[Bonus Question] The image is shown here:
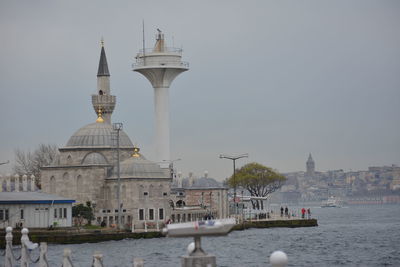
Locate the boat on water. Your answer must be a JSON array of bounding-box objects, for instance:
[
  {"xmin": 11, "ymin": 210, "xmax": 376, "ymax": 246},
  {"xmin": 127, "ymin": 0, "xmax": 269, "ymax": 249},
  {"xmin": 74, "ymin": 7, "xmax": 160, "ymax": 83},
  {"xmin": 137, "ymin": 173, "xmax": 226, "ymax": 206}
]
[
  {"xmin": 321, "ymin": 196, "xmax": 341, "ymax": 208},
  {"xmin": 163, "ymin": 218, "xmax": 236, "ymax": 237}
]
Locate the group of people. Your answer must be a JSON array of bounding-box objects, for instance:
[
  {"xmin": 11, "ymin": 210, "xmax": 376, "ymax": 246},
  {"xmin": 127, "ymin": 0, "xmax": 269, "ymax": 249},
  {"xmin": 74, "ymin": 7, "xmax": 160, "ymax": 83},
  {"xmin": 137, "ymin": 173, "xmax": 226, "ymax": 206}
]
[
  {"xmin": 280, "ymin": 206, "xmax": 290, "ymax": 218},
  {"xmin": 301, "ymin": 208, "xmax": 312, "ymax": 219},
  {"xmin": 279, "ymin": 206, "xmax": 312, "ymax": 219}
]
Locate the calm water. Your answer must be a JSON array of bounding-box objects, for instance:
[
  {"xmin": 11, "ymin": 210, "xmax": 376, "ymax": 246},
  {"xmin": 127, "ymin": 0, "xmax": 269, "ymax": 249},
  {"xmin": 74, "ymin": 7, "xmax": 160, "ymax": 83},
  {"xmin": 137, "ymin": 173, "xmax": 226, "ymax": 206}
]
[{"xmin": 5, "ymin": 205, "xmax": 400, "ymax": 266}]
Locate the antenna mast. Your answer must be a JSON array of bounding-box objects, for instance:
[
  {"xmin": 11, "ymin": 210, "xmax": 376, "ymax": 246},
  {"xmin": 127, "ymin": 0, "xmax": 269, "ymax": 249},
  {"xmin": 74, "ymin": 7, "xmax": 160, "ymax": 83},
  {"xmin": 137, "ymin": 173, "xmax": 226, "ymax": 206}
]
[{"xmin": 142, "ymin": 20, "xmax": 146, "ymax": 65}]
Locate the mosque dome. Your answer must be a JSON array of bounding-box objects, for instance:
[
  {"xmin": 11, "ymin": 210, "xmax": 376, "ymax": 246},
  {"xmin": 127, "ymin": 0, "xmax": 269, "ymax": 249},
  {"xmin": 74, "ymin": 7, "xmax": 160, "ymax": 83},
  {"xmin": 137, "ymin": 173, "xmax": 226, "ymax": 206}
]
[
  {"xmin": 65, "ymin": 123, "xmax": 133, "ymax": 148},
  {"xmin": 112, "ymin": 155, "xmax": 169, "ymax": 179},
  {"xmin": 82, "ymin": 152, "xmax": 108, "ymax": 165}
]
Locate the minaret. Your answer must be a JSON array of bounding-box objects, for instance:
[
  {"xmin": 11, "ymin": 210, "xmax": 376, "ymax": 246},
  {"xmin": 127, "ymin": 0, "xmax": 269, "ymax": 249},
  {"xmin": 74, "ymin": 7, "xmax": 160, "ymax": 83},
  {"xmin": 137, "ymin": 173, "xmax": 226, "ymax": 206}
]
[
  {"xmin": 92, "ymin": 39, "xmax": 116, "ymax": 124},
  {"xmin": 306, "ymin": 153, "xmax": 315, "ymax": 177},
  {"xmin": 133, "ymin": 30, "xmax": 188, "ymax": 166}
]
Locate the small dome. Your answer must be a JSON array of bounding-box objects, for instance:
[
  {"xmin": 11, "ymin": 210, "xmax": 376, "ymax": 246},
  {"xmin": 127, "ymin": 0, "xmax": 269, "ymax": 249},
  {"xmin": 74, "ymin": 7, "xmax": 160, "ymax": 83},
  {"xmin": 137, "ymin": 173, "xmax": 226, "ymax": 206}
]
[
  {"xmin": 66, "ymin": 123, "xmax": 133, "ymax": 148},
  {"xmin": 112, "ymin": 155, "xmax": 169, "ymax": 179},
  {"xmin": 82, "ymin": 152, "xmax": 108, "ymax": 165}
]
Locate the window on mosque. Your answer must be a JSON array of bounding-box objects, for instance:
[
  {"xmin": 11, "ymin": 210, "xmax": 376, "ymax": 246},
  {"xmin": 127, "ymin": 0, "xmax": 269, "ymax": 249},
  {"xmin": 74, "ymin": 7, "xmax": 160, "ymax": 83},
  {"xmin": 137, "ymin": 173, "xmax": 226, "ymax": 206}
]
[
  {"xmin": 20, "ymin": 209, "xmax": 24, "ymax": 220},
  {"xmin": 144, "ymin": 192, "xmax": 148, "ymax": 196},
  {"xmin": 0, "ymin": 209, "xmax": 9, "ymax": 220},
  {"xmin": 54, "ymin": 208, "xmax": 57, "ymax": 218},
  {"xmin": 149, "ymin": 209, "xmax": 154, "ymax": 220},
  {"xmin": 139, "ymin": 209, "xmax": 144, "ymax": 220},
  {"xmin": 163, "ymin": 192, "xmax": 168, "ymax": 196},
  {"xmin": 159, "ymin": 208, "xmax": 164, "ymax": 220}
]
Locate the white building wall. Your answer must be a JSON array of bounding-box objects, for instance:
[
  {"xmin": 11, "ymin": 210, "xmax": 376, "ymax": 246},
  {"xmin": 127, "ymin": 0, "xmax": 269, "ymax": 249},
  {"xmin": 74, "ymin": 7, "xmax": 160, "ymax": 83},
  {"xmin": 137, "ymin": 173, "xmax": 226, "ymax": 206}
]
[{"xmin": 0, "ymin": 203, "xmax": 72, "ymax": 229}]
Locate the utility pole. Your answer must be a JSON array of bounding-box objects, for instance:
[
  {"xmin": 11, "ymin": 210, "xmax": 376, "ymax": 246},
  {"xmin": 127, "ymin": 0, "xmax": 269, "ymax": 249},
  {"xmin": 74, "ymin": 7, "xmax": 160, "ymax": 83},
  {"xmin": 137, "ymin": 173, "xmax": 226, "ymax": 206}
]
[
  {"xmin": 113, "ymin": 122, "xmax": 123, "ymax": 230},
  {"xmin": 219, "ymin": 153, "xmax": 248, "ymax": 215}
]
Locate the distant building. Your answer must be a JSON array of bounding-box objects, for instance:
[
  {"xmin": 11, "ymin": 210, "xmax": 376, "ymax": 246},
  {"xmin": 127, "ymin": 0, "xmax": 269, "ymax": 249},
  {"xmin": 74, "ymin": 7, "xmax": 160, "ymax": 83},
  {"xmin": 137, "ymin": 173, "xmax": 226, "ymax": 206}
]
[
  {"xmin": 170, "ymin": 172, "xmax": 229, "ymax": 222},
  {"xmin": 306, "ymin": 153, "xmax": 315, "ymax": 177}
]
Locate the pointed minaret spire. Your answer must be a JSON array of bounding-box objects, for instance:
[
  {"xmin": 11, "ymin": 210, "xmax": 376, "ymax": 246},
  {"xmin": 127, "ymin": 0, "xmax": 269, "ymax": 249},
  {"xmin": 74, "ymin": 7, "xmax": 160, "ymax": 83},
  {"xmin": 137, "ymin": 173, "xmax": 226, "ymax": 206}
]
[
  {"xmin": 97, "ymin": 39, "xmax": 110, "ymax": 77},
  {"xmin": 92, "ymin": 39, "xmax": 116, "ymax": 124}
]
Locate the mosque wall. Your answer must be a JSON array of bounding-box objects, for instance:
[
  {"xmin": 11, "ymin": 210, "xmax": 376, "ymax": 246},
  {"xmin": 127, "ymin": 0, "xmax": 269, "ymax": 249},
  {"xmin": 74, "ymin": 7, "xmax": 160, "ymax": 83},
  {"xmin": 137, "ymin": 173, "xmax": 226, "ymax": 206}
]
[
  {"xmin": 41, "ymin": 166, "xmax": 108, "ymax": 205},
  {"xmin": 99, "ymin": 178, "xmax": 172, "ymax": 229}
]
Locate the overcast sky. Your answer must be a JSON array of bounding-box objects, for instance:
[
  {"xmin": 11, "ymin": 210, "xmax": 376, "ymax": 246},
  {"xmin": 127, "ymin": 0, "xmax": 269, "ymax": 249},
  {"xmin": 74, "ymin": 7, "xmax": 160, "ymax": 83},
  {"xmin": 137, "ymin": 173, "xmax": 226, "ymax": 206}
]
[{"xmin": 0, "ymin": 0, "xmax": 399, "ymax": 180}]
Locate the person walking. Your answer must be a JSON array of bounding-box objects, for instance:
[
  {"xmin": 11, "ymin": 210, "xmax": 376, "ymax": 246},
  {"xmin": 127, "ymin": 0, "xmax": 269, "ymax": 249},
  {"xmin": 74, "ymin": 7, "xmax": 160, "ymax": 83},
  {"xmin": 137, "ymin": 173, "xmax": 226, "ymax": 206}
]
[
  {"xmin": 280, "ymin": 206, "xmax": 284, "ymax": 217},
  {"xmin": 307, "ymin": 208, "xmax": 311, "ymax": 219},
  {"xmin": 284, "ymin": 206, "xmax": 289, "ymax": 217},
  {"xmin": 301, "ymin": 208, "xmax": 306, "ymax": 219}
]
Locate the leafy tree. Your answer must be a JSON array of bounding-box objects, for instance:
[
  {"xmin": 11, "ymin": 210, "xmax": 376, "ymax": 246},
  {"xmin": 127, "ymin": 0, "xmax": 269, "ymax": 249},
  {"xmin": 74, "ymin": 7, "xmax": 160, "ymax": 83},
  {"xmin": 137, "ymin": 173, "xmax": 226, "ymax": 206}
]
[
  {"xmin": 227, "ymin": 162, "xmax": 286, "ymax": 210},
  {"xmin": 13, "ymin": 144, "xmax": 59, "ymax": 188},
  {"xmin": 72, "ymin": 201, "xmax": 95, "ymax": 226}
]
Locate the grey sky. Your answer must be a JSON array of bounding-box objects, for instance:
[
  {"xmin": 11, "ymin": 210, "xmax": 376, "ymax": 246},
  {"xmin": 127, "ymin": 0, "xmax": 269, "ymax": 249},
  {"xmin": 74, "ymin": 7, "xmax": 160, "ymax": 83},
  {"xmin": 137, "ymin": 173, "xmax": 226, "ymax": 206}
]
[{"xmin": 0, "ymin": 0, "xmax": 399, "ymax": 180}]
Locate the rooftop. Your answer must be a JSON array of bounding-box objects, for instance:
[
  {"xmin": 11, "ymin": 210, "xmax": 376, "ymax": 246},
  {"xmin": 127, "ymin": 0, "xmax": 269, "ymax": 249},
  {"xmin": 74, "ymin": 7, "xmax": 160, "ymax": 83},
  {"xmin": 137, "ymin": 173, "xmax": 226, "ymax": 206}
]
[{"xmin": 0, "ymin": 192, "xmax": 75, "ymax": 204}]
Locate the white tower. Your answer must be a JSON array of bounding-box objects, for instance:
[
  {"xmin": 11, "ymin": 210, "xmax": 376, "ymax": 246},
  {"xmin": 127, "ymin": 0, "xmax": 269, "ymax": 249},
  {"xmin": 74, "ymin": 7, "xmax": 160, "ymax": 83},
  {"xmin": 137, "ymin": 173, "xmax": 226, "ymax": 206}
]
[{"xmin": 133, "ymin": 30, "xmax": 188, "ymax": 167}]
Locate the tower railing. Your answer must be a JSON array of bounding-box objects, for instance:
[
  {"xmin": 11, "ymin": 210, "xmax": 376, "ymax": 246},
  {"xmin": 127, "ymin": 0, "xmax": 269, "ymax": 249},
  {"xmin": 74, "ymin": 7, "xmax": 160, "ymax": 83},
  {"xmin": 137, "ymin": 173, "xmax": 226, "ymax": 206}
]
[
  {"xmin": 138, "ymin": 47, "xmax": 183, "ymax": 54},
  {"xmin": 132, "ymin": 61, "xmax": 189, "ymax": 69}
]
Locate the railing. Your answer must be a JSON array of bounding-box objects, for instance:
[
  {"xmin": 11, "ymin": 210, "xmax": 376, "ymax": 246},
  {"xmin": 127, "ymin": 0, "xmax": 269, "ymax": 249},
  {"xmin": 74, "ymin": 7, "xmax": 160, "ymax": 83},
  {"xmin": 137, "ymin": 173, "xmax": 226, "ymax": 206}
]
[
  {"xmin": 2, "ymin": 225, "xmax": 288, "ymax": 267},
  {"xmin": 132, "ymin": 60, "xmax": 189, "ymax": 69},
  {"xmin": 138, "ymin": 47, "xmax": 183, "ymax": 54}
]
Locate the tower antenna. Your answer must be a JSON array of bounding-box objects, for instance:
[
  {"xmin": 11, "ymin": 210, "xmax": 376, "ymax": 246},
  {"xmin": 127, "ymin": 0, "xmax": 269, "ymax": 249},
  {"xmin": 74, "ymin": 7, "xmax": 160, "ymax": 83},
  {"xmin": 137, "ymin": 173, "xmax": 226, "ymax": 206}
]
[{"xmin": 142, "ymin": 20, "xmax": 146, "ymax": 64}]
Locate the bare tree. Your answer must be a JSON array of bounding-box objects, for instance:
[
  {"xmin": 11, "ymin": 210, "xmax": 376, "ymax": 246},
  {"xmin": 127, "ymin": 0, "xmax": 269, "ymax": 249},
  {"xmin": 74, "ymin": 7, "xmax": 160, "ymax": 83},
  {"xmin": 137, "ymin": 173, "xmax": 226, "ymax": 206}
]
[{"xmin": 13, "ymin": 144, "xmax": 59, "ymax": 188}]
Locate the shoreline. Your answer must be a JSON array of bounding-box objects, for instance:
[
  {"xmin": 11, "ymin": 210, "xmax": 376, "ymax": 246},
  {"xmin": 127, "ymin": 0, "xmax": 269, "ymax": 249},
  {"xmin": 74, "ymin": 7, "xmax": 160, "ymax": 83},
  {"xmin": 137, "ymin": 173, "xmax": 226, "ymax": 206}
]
[{"xmin": 0, "ymin": 219, "xmax": 318, "ymax": 248}]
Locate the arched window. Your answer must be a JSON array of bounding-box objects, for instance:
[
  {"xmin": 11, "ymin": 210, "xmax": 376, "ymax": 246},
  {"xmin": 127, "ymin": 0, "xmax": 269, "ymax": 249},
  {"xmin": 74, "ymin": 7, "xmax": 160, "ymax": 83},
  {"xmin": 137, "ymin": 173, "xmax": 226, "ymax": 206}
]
[
  {"xmin": 176, "ymin": 200, "xmax": 185, "ymax": 207},
  {"xmin": 67, "ymin": 155, "xmax": 72, "ymax": 165},
  {"xmin": 50, "ymin": 176, "xmax": 56, "ymax": 194},
  {"xmin": 99, "ymin": 90, "xmax": 103, "ymax": 95},
  {"xmin": 76, "ymin": 175, "xmax": 83, "ymax": 193}
]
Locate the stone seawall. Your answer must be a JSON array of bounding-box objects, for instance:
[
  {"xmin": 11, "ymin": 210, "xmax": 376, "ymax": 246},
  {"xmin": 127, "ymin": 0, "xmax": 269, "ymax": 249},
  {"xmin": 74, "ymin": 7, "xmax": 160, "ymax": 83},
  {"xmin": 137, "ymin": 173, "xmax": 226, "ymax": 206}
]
[
  {"xmin": 0, "ymin": 219, "xmax": 317, "ymax": 248},
  {"xmin": 232, "ymin": 219, "xmax": 318, "ymax": 231}
]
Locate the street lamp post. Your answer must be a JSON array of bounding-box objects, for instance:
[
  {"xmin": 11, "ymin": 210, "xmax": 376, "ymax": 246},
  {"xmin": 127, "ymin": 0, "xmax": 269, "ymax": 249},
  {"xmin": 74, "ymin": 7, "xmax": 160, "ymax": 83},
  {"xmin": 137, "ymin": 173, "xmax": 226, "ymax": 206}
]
[
  {"xmin": 219, "ymin": 153, "xmax": 248, "ymax": 215},
  {"xmin": 209, "ymin": 192, "xmax": 212, "ymax": 217},
  {"xmin": 113, "ymin": 122, "xmax": 123, "ymax": 230}
]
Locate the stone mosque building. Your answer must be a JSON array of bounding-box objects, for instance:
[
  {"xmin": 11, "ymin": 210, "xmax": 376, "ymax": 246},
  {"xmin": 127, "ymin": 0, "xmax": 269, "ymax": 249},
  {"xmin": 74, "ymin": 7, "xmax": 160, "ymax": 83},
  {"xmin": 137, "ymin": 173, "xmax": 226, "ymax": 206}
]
[{"xmin": 40, "ymin": 42, "xmax": 172, "ymax": 229}]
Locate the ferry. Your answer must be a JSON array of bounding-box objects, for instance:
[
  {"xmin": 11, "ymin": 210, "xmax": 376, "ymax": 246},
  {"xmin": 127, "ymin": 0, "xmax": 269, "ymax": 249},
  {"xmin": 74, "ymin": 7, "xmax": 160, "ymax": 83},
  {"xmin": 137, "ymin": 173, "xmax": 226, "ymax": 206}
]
[{"xmin": 321, "ymin": 197, "xmax": 341, "ymax": 208}]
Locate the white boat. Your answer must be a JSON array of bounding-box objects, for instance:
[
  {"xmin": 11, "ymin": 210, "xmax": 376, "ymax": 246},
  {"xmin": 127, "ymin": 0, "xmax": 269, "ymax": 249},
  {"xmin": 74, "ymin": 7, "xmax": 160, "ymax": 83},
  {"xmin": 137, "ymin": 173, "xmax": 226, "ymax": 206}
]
[
  {"xmin": 321, "ymin": 197, "xmax": 341, "ymax": 208},
  {"xmin": 163, "ymin": 218, "xmax": 236, "ymax": 237}
]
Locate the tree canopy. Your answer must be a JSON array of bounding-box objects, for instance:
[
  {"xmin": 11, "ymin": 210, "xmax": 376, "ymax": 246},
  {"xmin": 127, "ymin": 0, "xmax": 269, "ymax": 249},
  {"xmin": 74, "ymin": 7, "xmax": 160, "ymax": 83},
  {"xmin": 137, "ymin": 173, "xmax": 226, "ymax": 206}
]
[
  {"xmin": 13, "ymin": 144, "xmax": 59, "ymax": 187},
  {"xmin": 72, "ymin": 202, "xmax": 95, "ymax": 225},
  {"xmin": 227, "ymin": 162, "xmax": 286, "ymax": 209}
]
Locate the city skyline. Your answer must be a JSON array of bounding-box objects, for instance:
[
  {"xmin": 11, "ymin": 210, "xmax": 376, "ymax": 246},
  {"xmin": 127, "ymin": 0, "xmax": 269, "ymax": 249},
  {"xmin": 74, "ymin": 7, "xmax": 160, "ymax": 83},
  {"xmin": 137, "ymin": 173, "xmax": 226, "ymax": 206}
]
[{"xmin": 0, "ymin": 1, "xmax": 399, "ymax": 180}]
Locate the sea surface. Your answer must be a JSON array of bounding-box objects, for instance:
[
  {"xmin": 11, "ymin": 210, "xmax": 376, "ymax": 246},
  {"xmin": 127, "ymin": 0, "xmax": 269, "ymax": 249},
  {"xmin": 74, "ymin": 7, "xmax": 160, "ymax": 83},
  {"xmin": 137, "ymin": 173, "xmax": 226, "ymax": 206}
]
[{"xmin": 5, "ymin": 205, "xmax": 400, "ymax": 266}]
